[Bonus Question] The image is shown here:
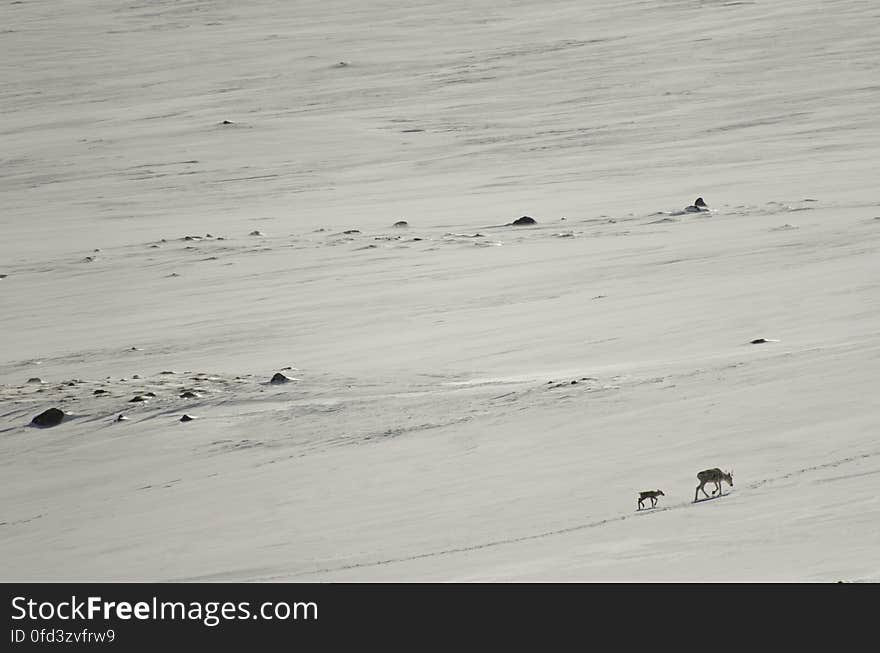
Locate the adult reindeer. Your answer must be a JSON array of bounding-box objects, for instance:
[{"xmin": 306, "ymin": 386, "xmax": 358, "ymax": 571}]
[{"xmin": 694, "ymin": 468, "xmax": 733, "ymax": 502}]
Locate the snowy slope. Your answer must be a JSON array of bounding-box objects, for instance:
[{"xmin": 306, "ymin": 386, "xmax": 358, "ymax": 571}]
[{"xmin": 1, "ymin": 0, "xmax": 879, "ymax": 581}]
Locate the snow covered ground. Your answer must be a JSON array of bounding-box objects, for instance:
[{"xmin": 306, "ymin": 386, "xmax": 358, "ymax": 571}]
[{"xmin": 2, "ymin": 0, "xmax": 879, "ymax": 581}]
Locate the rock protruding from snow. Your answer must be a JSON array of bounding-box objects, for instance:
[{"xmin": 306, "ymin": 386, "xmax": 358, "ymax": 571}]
[
  {"xmin": 31, "ymin": 408, "xmax": 66, "ymax": 428},
  {"xmin": 270, "ymin": 372, "xmax": 291, "ymax": 384},
  {"xmin": 393, "ymin": 221, "xmax": 408, "ymax": 228},
  {"xmin": 684, "ymin": 197, "xmax": 709, "ymax": 213},
  {"xmin": 511, "ymin": 216, "xmax": 537, "ymax": 225}
]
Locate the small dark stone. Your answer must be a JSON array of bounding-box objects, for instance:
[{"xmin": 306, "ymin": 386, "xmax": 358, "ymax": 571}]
[
  {"xmin": 180, "ymin": 391, "xmax": 199, "ymax": 399},
  {"xmin": 27, "ymin": 377, "xmax": 43, "ymax": 384},
  {"xmin": 31, "ymin": 408, "xmax": 65, "ymax": 428},
  {"xmin": 343, "ymin": 229, "xmax": 360, "ymax": 235},
  {"xmin": 220, "ymin": 120, "xmax": 234, "ymax": 125},
  {"xmin": 751, "ymin": 338, "xmax": 769, "ymax": 344},
  {"xmin": 115, "ymin": 414, "xmax": 128, "ymax": 422},
  {"xmin": 94, "ymin": 389, "xmax": 108, "ymax": 395},
  {"xmin": 393, "ymin": 221, "xmax": 408, "ymax": 228},
  {"xmin": 249, "ymin": 230, "xmax": 264, "ymax": 236},
  {"xmin": 270, "ymin": 372, "xmax": 291, "ymax": 384},
  {"xmin": 129, "ymin": 395, "xmax": 147, "ymax": 403},
  {"xmin": 144, "ymin": 391, "xmax": 156, "ymax": 397},
  {"xmin": 571, "ymin": 380, "xmax": 578, "ymax": 385},
  {"xmin": 511, "ymin": 216, "xmax": 537, "ymax": 226},
  {"xmin": 180, "ymin": 414, "xmax": 196, "ymax": 422}
]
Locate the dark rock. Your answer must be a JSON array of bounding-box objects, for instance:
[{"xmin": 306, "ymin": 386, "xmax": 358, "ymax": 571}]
[
  {"xmin": 393, "ymin": 221, "xmax": 408, "ymax": 228},
  {"xmin": 93, "ymin": 389, "xmax": 108, "ymax": 395},
  {"xmin": 343, "ymin": 229, "xmax": 360, "ymax": 234},
  {"xmin": 129, "ymin": 395, "xmax": 147, "ymax": 403},
  {"xmin": 751, "ymin": 338, "xmax": 769, "ymax": 344},
  {"xmin": 31, "ymin": 408, "xmax": 66, "ymax": 428},
  {"xmin": 685, "ymin": 197, "xmax": 709, "ymax": 213},
  {"xmin": 511, "ymin": 216, "xmax": 537, "ymax": 226},
  {"xmin": 220, "ymin": 120, "xmax": 234, "ymax": 125},
  {"xmin": 115, "ymin": 414, "xmax": 128, "ymax": 422},
  {"xmin": 179, "ymin": 391, "xmax": 199, "ymax": 399},
  {"xmin": 144, "ymin": 392, "xmax": 157, "ymax": 397},
  {"xmin": 180, "ymin": 414, "xmax": 197, "ymax": 422},
  {"xmin": 249, "ymin": 230, "xmax": 264, "ymax": 236},
  {"xmin": 27, "ymin": 377, "xmax": 43, "ymax": 384},
  {"xmin": 270, "ymin": 372, "xmax": 291, "ymax": 385}
]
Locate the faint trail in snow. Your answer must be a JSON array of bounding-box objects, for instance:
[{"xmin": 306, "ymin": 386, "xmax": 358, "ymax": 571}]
[
  {"xmin": 272, "ymin": 447, "xmax": 880, "ymax": 580},
  {"xmin": 744, "ymin": 449, "xmax": 880, "ymax": 491}
]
